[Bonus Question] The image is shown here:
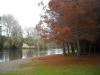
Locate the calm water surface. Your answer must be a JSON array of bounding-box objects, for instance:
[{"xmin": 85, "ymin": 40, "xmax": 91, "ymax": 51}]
[{"xmin": 0, "ymin": 49, "xmax": 63, "ymax": 62}]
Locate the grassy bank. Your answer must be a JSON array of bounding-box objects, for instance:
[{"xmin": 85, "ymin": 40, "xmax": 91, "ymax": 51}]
[
  {"xmin": 1, "ymin": 65, "xmax": 100, "ymax": 75},
  {"xmin": 1, "ymin": 55, "xmax": 100, "ymax": 75}
]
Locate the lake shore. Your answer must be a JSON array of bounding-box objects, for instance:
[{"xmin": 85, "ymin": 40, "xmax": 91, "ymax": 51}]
[{"xmin": 0, "ymin": 57, "xmax": 33, "ymax": 72}]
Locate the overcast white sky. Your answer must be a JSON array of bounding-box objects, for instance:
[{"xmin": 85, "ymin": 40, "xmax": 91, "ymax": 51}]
[{"xmin": 0, "ymin": 0, "xmax": 49, "ymax": 29}]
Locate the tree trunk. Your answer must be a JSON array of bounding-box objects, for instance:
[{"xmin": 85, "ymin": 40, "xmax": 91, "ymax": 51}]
[
  {"xmin": 71, "ymin": 42, "xmax": 75, "ymax": 55},
  {"xmin": 66, "ymin": 42, "xmax": 70, "ymax": 54},
  {"xmin": 99, "ymin": 41, "xmax": 100, "ymax": 54},
  {"xmin": 93, "ymin": 44, "xmax": 96, "ymax": 56},
  {"xmin": 73, "ymin": 42, "xmax": 76, "ymax": 55},
  {"xmin": 62, "ymin": 43, "xmax": 66, "ymax": 55},
  {"xmin": 88, "ymin": 44, "xmax": 91, "ymax": 56},
  {"xmin": 76, "ymin": 40, "xmax": 80, "ymax": 60}
]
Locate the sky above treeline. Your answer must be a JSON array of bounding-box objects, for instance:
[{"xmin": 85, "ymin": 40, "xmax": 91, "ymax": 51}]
[{"xmin": 0, "ymin": 0, "xmax": 49, "ymax": 29}]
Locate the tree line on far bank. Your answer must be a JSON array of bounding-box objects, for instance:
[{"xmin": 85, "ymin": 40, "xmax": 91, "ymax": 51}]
[{"xmin": 0, "ymin": 14, "xmax": 47, "ymax": 49}]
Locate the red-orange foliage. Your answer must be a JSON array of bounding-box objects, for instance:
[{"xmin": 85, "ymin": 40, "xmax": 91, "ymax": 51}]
[
  {"xmin": 49, "ymin": 23, "xmax": 72, "ymax": 43},
  {"xmin": 37, "ymin": 0, "xmax": 100, "ymax": 43},
  {"xmin": 48, "ymin": 0, "xmax": 100, "ymax": 42},
  {"xmin": 36, "ymin": 21, "xmax": 72, "ymax": 44}
]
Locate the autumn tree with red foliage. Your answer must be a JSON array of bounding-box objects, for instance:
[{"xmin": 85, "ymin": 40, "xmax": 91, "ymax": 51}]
[
  {"xmin": 36, "ymin": 20, "xmax": 72, "ymax": 54},
  {"xmin": 37, "ymin": 0, "xmax": 100, "ymax": 55},
  {"xmin": 49, "ymin": 0, "xmax": 100, "ymax": 40}
]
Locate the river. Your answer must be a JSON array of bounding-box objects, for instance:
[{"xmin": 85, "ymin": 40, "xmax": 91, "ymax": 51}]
[{"xmin": 0, "ymin": 49, "xmax": 63, "ymax": 62}]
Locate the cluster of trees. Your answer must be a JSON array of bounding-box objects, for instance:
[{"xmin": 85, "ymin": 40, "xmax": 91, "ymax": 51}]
[
  {"xmin": 0, "ymin": 14, "xmax": 47, "ymax": 49},
  {"xmin": 23, "ymin": 27, "xmax": 37, "ymax": 46},
  {"xmin": 36, "ymin": 0, "xmax": 100, "ymax": 56},
  {"xmin": 0, "ymin": 14, "xmax": 23, "ymax": 49},
  {"xmin": 22, "ymin": 27, "xmax": 47, "ymax": 49}
]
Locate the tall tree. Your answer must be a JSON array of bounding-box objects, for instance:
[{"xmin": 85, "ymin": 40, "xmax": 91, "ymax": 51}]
[
  {"xmin": 37, "ymin": 0, "xmax": 100, "ymax": 55},
  {"xmin": 1, "ymin": 15, "xmax": 15, "ymax": 37},
  {"xmin": 48, "ymin": 0, "xmax": 100, "ymax": 40},
  {"xmin": 1, "ymin": 14, "xmax": 23, "ymax": 48}
]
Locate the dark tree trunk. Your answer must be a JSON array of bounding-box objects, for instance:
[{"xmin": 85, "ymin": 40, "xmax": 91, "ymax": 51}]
[
  {"xmin": 62, "ymin": 43, "xmax": 66, "ymax": 55},
  {"xmin": 66, "ymin": 42, "xmax": 70, "ymax": 54},
  {"xmin": 76, "ymin": 40, "xmax": 80, "ymax": 60},
  {"xmin": 99, "ymin": 41, "xmax": 100, "ymax": 54},
  {"xmin": 88, "ymin": 44, "xmax": 91, "ymax": 56},
  {"xmin": 70, "ymin": 43, "xmax": 75, "ymax": 55},
  {"xmin": 93, "ymin": 44, "xmax": 96, "ymax": 56},
  {"xmin": 73, "ymin": 42, "xmax": 75, "ymax": 55}
]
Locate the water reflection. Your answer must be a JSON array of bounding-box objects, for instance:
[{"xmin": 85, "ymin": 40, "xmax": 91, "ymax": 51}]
[
  {"xmin": 0, "ymin": 48, "xmax": 63, "ymax": 62},
  {"xmin": 0, "ymin": 50, "xmax": 9, "ymax": 62},
  {"xmin": 47, "ymin": 49, "xmax": 63, "ymax": 55},
  {"xmin": 9, "ymin": 49, "xmax": 22, "ymax": 60}
]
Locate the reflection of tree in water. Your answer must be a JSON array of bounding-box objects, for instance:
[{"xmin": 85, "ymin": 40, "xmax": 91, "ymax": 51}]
[
  {"xmin": 22, "ymin": 49, "xmax": 34, "ymax": 58},
  {"xmin": 39, "ymin": 49, "xmax": 47, "ymax": 56},
  {"xmin": 22, "ymin": 49, "xmax": 47, "ymax": 58},
  {"xmin": 26, "ymin": 50, "xmax": 34, "ymax": 57},
  {"xmin": 0, "ymin": 50, "xmax": 9, "ymax": 62},
  {"xmin": 35, "ymin": 49, "xmax": 47, "ymax": 57},
  {"xmin": 0, "ymin": 50, "xmax": 3, "ymax": 59},
  {"xmin": 0, "ymin": 49, "xmax": 64, "ymax": 62},
  {"xmin": 9, "ymin": 49, "xmax": 22, "ymax": 60}
]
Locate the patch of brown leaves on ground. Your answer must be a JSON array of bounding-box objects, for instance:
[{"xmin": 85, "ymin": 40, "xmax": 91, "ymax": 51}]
[{"xmin": 35, "ymin": 54, "xmax": 100, "ymax": 66}]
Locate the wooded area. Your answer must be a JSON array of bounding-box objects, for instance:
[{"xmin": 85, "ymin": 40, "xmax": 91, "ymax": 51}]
[{"xmin": 36, "ymin": 0, "xmax": 100, "ymax": 57}]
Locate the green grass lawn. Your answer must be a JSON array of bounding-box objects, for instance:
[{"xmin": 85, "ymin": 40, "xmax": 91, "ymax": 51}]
[
  {"xmin": 1, "ymin": 61, "xmax": 100, "ymax": 75},
  {"xmin": 34, "ymin": 65, "xmax": 100, "ymax": 75}
]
